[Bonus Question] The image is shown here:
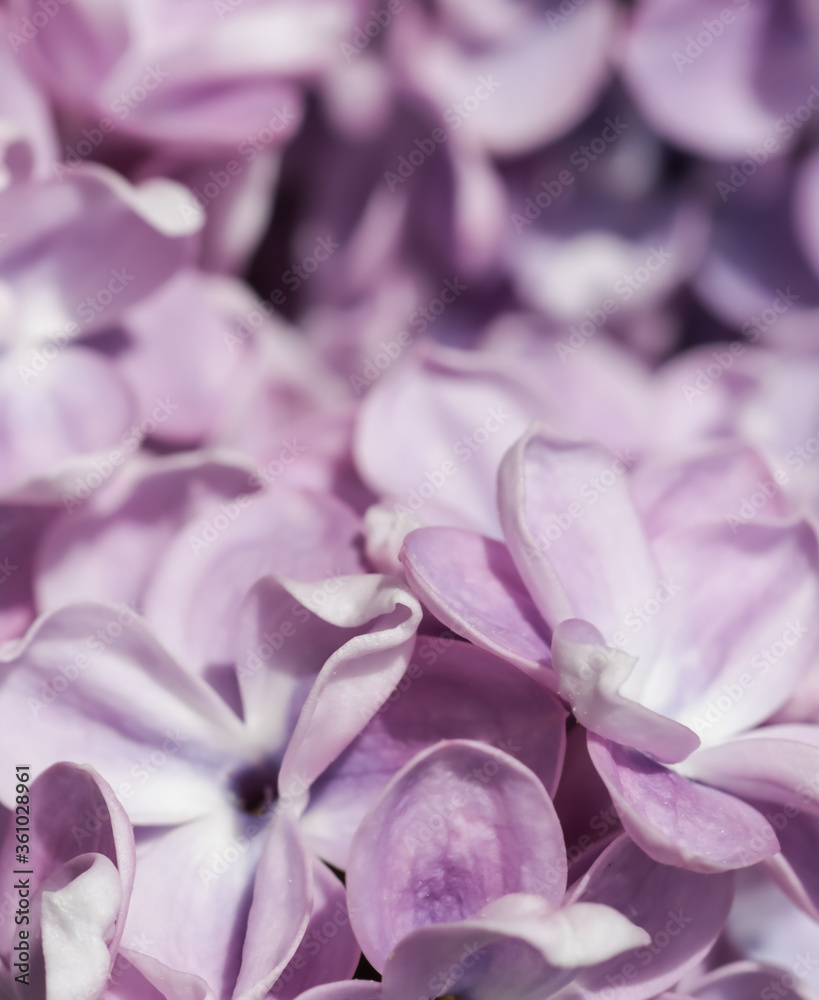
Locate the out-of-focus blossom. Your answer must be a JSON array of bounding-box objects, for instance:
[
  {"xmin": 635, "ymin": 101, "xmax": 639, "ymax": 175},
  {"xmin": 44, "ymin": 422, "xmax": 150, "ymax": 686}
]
[
  {"xmin": 5, "ymin": 0, "xmax": 355, "ymax": 155},
  {"xmin": 387, "ymin": 0, "xmax": 619, "ymax": 159},
  {"xmin": 0, "ymin": 148, "xmax": 203, "ymax": 504},
  {"xmin": 622, "ymin": 0, "xmax": 819, "ymax": 160}
]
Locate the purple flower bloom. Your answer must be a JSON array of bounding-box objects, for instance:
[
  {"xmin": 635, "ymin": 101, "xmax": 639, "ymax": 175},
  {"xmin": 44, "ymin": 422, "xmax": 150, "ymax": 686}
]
[
  {"xmin": 0, "ymin": 574, "xmax": 422, "ymax": 997},
  {"xmin": 622, "ymin": 0, "xmax": 819, "ymax": 160},
  {"xmin": 345, "ymin": 740, "xmax": 652, "ymax": 999},
  {"xmin": 401, "ymin": 426, "xmax": 819, "ymax": 871}
]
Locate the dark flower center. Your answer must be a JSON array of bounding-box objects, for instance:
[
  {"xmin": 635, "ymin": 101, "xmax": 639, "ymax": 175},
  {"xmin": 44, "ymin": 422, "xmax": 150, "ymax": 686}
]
[{"xmin": 229, "ymin": 759, "xmax": 279, "ymax": 815}]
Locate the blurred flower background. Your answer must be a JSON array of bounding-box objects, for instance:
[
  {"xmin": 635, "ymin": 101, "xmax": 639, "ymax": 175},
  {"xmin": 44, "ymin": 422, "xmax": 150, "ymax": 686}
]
[{"xmin": 3, "ymin": 0, "xmax": 819, "ymax": 998}]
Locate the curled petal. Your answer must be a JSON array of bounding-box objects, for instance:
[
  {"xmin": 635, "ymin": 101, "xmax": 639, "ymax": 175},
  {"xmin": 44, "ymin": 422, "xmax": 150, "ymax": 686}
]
[
  {"xmin": 278, "ymin": 576, "xmax": 422, "ymax": 797},
  {"xmin": 41, "ymin": 853, "xmax": 123, "ymax": 1000},
  {"xmin": 382, "ymin": 894, "xmax": 648, "ymax": 1000},
  {"xmin": 551, "ymin": 619, "xmax": 699, "ymax": 764}
]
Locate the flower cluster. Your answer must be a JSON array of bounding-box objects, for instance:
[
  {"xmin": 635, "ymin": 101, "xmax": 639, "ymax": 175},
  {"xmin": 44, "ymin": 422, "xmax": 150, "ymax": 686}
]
[{"xmin": 2, "ymin": 1, "xmax": 819, "ymax": 999}]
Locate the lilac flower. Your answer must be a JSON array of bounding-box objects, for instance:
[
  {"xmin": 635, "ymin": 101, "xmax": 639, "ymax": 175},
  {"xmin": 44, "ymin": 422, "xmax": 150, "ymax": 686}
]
[
  {"xmin": 0, "ymin": 574, "xmax": 421, "ymax": 997},
  {"xmin": 2, "ymin": 0, "xmax": 819, "ymax": 989},
  {"xmin": 342, "ymin": 741, "xmax": 734, "ymax": 1000},
  {"xmin": 0, "ymin": 762, "xmax": 254, "ymax": 1000},
  {"xmin": 346, "ymin": 740, "xmax": 649, "ymax": 999},
  {"xmin": 401, "ymin": 426, "xmax": 819, "ymax": 871},
  {"xmin": 6, "ymin": 0, "xmax": 354, "ymax": 157}
]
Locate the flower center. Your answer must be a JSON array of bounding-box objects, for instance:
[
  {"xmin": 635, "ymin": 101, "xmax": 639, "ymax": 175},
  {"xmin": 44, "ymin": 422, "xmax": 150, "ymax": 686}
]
[{"xmin": 229, "ymin": 759, "xmax": 279, "ymax": 815}]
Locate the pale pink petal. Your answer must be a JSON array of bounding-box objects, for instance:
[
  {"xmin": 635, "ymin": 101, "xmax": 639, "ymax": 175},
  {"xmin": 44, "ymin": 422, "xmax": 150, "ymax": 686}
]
[
  {"xmin": 233, "ymin": 815, "xmax": 312, "ymax": 1000},
  {"xmin": 0, "ymin": 605, "xmax": 246, "ymax": 824},
  {"xmin": 551, "ymin": 619, "xmax": 699, "ymax": 763},
  {"xmin": 498, "ymin": 427, "xmax": 659, "ymax": 653},
  {"xmin": 142, "ymin": 489, "xmax": 363, "ymax": 677},
  {"xmin": 278, "ymin": 576, "xmax": 422, "ymax": 798},
  {"xmin": 400, "ymin": 526, "xmax": 554, "ymax": 677}
]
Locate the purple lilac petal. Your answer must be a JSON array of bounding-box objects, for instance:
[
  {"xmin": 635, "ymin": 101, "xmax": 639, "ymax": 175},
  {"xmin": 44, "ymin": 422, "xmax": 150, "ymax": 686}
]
[
  {"xmin": 346, "ymin": 739, "xmax": 567, "ymax": 972},
  {"xmin": 277, "ymin": 576, "xmax": 422, "ymax": 796},
  {"xmin": 0, "ymin": 604, "xmax": 246, "ymax": 823},
  {"xmin": 120, "ymin": 810, "xmax": 267, "ymax": 1000},
  {"xmin": 0, "ymin": 165, "xmax": 203, "ymax": 344},
  {"xmin": 232, "ymin": 814, "xmax": 312, "ymax": 1000},
  {"xmin": 113, "ymin": 948, "xmax": 218, "ymax": 1000},
  {"xmin": 141, "ymin": 489, "xmax": 363, "ymax": 677},
  {"xmin": 628, "ymin": 443, "xmax": 794, "ymax": 539},
  {"xmin": 233, "ymin": 576, "xmax": 361, "ymax": 752},
  {"xmin": 115, "ymin": 271, "xmax": 248, "ymax": 445},
  {"xmin": 400, "ymin": 526, "xmax": 554, "ymax": 677},
  {"xmin": 679, "ymin": 727, "xmax": 819, "ymax": 814},
  {"xmin": 587, "ymin": 736, "xmax": 779, "ymax": 872},
  {"xmin": 622, "ymin": 0, "xmax": 816, "ymax": 159},
  {"xmin": 268, "ymin": 857, "xmax": 359, "ymax": 1000},
  {"xmin": 725, "ymin": 869, "xmax": 819, "ymax": 994},
  {"xmin": 565, "ymin": 834, "xmax": 735, "ymax": 1000},
  {"xmin": 761, "ymin": 811, "xmax": 819, "ymax": 921},
  {"xmin": 678, "ymin": 727, "xmax": 819, "ymax": 917},
  {"xmin": 392, "ymin": 0, "xmax": 617, "ymax": 156},
  {"xmin": 35, "ymin": 454, "xmax": 258, "ymax": 613},
  {"xmin": 0, "ymin": 347, "xmax": 136, "ymax": 503},
  {"xmin": 0, "ymin": 761, "xmax": 134, "ymax": 969},
  {"xmin": 353, "ymin": 346, "xmax": 551, "ymax": 538},
  {"xmin": 647, "ymin": 520, "xmax": 819, "ymax": 735},
  {"xmin": 497, "ymin": 428, "xmax": 660, "ymax": 655}
]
